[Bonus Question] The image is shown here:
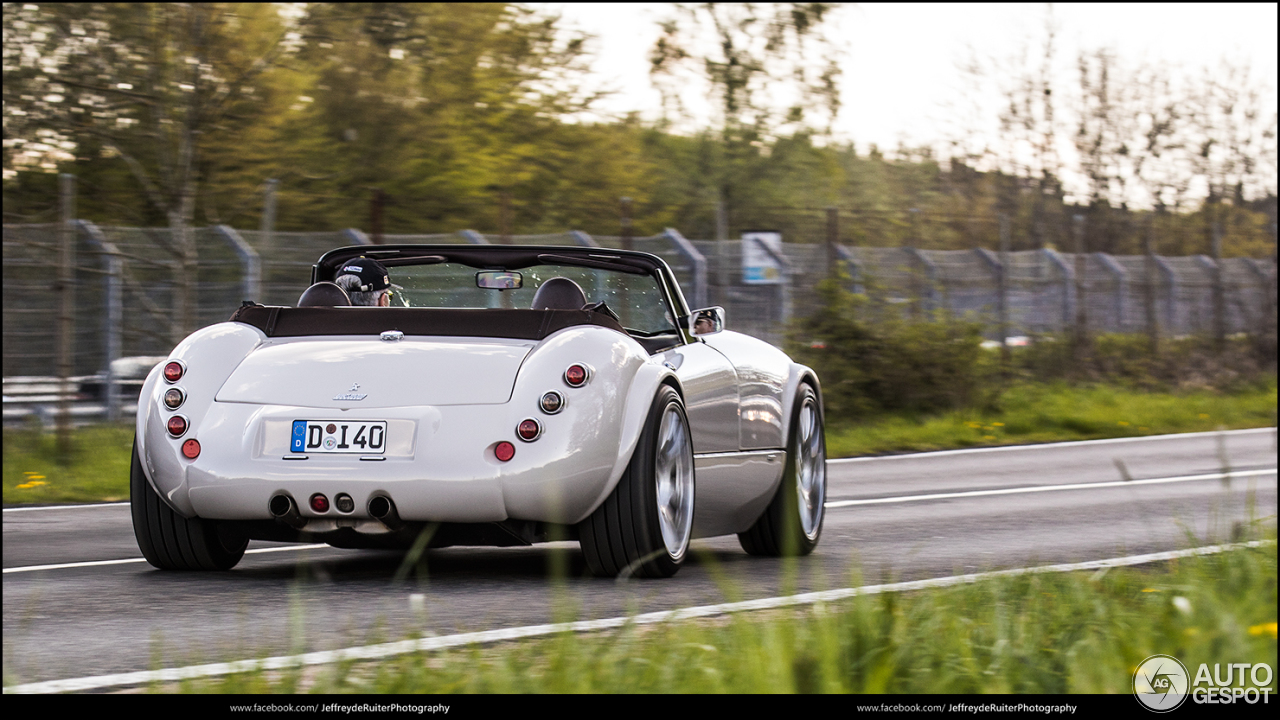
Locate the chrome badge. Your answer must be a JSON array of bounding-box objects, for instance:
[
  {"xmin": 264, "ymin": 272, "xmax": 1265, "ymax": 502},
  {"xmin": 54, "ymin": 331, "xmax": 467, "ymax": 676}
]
[{"xmin": 333, "ymin": 382, "xmax": 368, "ymax": 401}]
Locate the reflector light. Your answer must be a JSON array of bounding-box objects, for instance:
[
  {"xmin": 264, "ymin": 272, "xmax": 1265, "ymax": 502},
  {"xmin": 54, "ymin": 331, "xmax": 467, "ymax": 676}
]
[
  {"xmin": 539, "ymin": 391, "xmax": 563, "ymax": 414},
  {"xmin": 181, "ymin": 439, "xmax": 200, "ymax": 459},
  {"xmin": 163, "ymin": 361, "xmax": 184, "ymax": 383},
  {"xmin": 163, "ymin": 387, "xmax": 185, "ymax": 409},
  {"xmin": 517, "ymin": 419, "xmax": 541, "ymax": 441},
  {"xmin": 564, "ymin": 364, "xmax": 589, "ymax": 387},
  {"xmin": 166, "ymin": 415, "xmax": 188, "ymax": 437},
  {"xmin": 310, "ymin": 493, "xmax": 330, "ymax": 513},
  {"xmin": 494, "ymin": 441, "xmax": 515, "ymax": 462}
]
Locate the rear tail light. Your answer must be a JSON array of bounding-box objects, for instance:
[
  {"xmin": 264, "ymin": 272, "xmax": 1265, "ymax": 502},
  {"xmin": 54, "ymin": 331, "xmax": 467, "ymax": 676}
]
[
  {"xmin": 167, "ymin": 415, "xmax": 188, "ymax": 437},
  {"xmin": 517, "ymin": 419, "xmax": 542, "ymax": 441},
  {"xmin": 163, "ymin": 361, "xmax": 185, "ymax": 383},
  {"xmin": 494, "ymin": 441, "xmax": 515, "ymax": 462},
  {"xmin": 539, "ymin": 391, "xmax": 564, "ymax": 414},
  {"xmin": 310, "ymin": 493, "xmax": 330, "ymax": 513},
  {"xmin": 163, "ymin": 387, "xmax": 185, "ymax": 409},
  {"xmin": 181, "ymin": 439, "xmax": 201, "ymax": 459},
  {"xmin": 564, "ymin": 364, "xmax": 589, "ymax": 387}
]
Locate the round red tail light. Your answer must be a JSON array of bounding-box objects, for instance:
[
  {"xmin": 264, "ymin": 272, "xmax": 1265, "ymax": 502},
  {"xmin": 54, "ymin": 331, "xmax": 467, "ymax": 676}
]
[
  {"xmin": 564, "ymin": 364, "xmax": 589, "ymax": 387},
  {"xmin": 181, "ymin": 439, "xmax": 201, "ymax": 459},
  {"xmin": 310, "ymin": 493, "xmax": 330, "ymax": 513},
  {"xmin": 166, "ymin": 415, "xmax": 188, "ymax": 437},
  {"xmin": 517, "ymin": 418, "xmax": 542, "ymax": 441},
  {"xmin": 494, "ymin": 441, "xmax": 516, "ymax": 462},
  {"xmin": 539, "ymin": 391, "xmax": 564, "ymax": 414},
  {"xmin": 163, "ymin": 361, "xmax": 185, "ymax": 383}
]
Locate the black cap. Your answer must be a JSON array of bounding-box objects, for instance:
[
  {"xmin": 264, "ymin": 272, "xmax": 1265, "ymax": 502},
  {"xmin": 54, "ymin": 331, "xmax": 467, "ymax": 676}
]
[{"xmin": 335, "ymin": 257, "xmax": 390, "ymax": 292}]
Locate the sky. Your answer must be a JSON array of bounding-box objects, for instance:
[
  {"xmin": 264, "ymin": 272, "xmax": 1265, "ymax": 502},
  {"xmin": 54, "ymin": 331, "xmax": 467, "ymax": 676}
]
[{"xmin": 546, "ymin": 3, "xmax": 1279, "ymax": 155}]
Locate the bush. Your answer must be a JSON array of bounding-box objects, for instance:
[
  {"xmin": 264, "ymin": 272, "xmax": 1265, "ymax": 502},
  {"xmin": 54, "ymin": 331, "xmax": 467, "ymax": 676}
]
[{"xmin": 787, "ymin": 277, "xmax": 994, "ymax": 421}]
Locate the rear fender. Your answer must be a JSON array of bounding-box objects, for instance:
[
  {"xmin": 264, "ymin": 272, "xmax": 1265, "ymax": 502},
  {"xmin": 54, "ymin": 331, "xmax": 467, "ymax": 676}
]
[
  {"xmin": 576, "ymin": 359, "xmax": 681, "ymax": 522},
  {"xmin": 136, "ymin": 322, "xmax": 265, "ymax": 516}
]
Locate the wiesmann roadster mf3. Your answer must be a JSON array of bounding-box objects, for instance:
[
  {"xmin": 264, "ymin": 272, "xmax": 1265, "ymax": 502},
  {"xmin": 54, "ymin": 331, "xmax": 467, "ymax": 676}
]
[{"xmin": 132, "ymin": 244, "xmax": 826, "ymax": 578}]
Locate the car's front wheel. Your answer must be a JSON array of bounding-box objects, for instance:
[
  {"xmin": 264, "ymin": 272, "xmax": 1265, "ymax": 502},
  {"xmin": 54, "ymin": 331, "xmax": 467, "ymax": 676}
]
[
  {"xmin": 130, "ymin": 438, "xmax": 248, "ymax": 571},
  {"xmin": 579, "ymin": 385, "xmax": 695, "ymax": 578},
  {"xmin": 739, "ymin": 383, "xmax": 826, "ymax": 556}
]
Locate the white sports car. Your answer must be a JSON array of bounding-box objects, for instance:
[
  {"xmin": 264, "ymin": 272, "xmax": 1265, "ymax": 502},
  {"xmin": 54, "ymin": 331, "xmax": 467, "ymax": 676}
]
[{"xmin": 132, "ymin": 245, "xmax": 826, "ymax": 578}]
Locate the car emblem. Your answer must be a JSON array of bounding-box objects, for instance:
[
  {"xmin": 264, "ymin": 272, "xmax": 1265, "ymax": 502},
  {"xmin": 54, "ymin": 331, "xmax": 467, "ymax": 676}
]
[
  {"xmin": 333, "ymin": 382, "xmax": 368, "ymax": 401},
  {"xmin": 381, "ymin": 330, "xmax": 403, "ymax": 342}
]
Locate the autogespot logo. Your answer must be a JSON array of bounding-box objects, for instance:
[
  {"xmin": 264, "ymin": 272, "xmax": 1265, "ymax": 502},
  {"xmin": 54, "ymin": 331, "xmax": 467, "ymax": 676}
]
[{"xmin": 1134, "ymin": 654, "xmax": 1190, "ymax": 712}]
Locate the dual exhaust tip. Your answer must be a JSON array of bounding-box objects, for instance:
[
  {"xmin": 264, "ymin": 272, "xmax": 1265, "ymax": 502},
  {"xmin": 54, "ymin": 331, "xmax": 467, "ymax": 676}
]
[{"xmin": 269, "ymin": 493, "xmax": 402, "ymax": 530}]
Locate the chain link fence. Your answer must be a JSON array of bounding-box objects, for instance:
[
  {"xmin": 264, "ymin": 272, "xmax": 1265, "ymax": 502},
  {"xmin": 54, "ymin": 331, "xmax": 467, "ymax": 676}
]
[{"xmin": 3, "ymin": 220, "xmax": 1276, "ymax": 424}]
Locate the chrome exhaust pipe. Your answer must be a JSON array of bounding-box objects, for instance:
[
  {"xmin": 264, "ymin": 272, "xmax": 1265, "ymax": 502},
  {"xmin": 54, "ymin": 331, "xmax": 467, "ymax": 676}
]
[
  {"xmin": 368, "ymin": 495, "xmax": 403, "ymax": 531},
  {"xmin": 269, "ymin": 494, "xmax": 306, "ymax": 529}
]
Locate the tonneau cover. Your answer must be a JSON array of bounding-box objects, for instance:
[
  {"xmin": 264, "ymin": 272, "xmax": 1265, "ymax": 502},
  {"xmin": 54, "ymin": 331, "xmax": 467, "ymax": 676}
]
[{"xmin": 229, "ymin": 305, "xmax": 628, "ymax": 340}]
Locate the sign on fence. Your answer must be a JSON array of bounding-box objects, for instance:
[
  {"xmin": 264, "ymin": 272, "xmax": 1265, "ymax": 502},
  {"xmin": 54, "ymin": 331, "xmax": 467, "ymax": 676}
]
[{"xmin": 742, "ymin": 231, "xmax": 783, "ymax": 284}]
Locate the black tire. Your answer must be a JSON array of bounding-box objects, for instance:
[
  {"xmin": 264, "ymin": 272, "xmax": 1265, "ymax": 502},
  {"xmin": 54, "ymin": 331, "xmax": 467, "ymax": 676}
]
[
  {"xmin": 739, "ymin": 383, "xmax": 826, "ymax": 557},
  {"xmin": 130, "ymin": 437, "xmax": 247, "ymax": 571},
  {"xmin": 578, "ymin": 385, "xmax": 695, "ymax": 578}
]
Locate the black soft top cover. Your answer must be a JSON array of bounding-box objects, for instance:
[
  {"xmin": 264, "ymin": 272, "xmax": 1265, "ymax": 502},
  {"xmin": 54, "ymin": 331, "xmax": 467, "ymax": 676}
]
[{"xmin": 229, "ymin": 305, "xmax": 628, "ymax": 340}]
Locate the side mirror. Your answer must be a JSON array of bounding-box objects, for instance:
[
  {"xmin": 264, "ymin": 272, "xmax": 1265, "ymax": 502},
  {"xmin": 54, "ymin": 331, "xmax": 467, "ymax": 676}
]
[
  {"xmin": 476, "ymin": 271, "xmax": 523, "ymax": 290},
  {"xmin": 688, "ymin": 306, "xmax": 725, "ymax": 337}
]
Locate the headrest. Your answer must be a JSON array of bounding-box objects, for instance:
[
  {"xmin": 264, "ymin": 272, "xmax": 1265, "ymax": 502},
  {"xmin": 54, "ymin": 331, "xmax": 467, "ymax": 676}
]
[
  {"xmin": 297, "ymin": 282, "xmax": 352, "ymax": 307},
  {"xmin": 530, "ymin": 277, "xmax": 587, "ymax": 311}
]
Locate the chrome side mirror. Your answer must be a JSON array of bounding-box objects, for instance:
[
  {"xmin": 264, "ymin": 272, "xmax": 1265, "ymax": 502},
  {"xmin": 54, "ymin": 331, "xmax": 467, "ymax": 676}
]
[{"xmin": 688, "ymin": 306, "xmax": 725, "ymax": 336}]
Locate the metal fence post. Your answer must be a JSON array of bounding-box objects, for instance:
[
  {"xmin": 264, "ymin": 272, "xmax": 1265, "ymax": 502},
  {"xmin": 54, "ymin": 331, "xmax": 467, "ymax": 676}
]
[
  {"xmin": 1144, "ymin": 219, "xmax": 1159, "ymax": 352},
  {"xmin": 836, "ymin": 244, "xmax": 862, "ymax": 295},
  {"xmin": 1155, "ymin": 254, "xmax": 1178, "ymax": 335},
  {"xmin": 663, "ymin": 228, "xmax": 708, "ymax": 310},
  {"xmin": 998, "ymin": 213, "xmax": 1010, "ymax": 346},
  {"xmin": 569, "ymin": 230, "xmax": 599, "ymax": 248},
  {"xmin": 1042, "ymin": 248, "xmax": 1074, "ymax": 333},
  {"xmin": 342, "ymin": 228, "xmax": 374, "ymax": 246},
  {"xmin": 261, "ymin": 178, "xmax": 277, "ymax": 254},
  {"xmin": 906, "ymin": 248, "xmax": 939, "ymax": 316},
  {"xmin": 76, "ymin": 221, "xmax": 122, "ymax": 422},
  {"xmin": 1072, "ymin": 215, "xmax": 1088, "ymax": 349},
  {"xmin": 1194, "ymin": 254, "xmax": 1219, "ymax": 337},
  {"xmin": 974, "ymin": 247, "xmax": 1005, "ymax": 347},
  {"xmin": 214, "ymin": 225, "xmax": 261, "ymax": 303},
  {"xmin": 57, "ymin": 173, "xmax": 75, "ymax": 455},
  {"xmin": 1094, "ymin": 252, "xmax": 1127, "ymax": 332},
  {"xmin": 1210, "ymin": 221, "xmax": 1226, "ymax": 347}
]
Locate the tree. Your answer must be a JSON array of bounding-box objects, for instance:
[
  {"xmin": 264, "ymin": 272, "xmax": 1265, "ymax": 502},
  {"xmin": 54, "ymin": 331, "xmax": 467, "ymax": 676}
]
[{"xmin": 4, "ymin": 3, "xmax": 304, "ymax": 340}]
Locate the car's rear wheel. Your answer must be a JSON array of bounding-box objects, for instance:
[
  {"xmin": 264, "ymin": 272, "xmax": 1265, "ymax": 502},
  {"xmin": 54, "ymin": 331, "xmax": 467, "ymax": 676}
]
[
  {"xmin": 130, "ymin": 438, "xmax": 247, "ymax": 571},
  {"xmin": 579, "ymin": 385, "xmax": 694, "ymax": 578},
  {"xmin": 739, "ymin": 383, "xmax": 826, "ymax": 556}
]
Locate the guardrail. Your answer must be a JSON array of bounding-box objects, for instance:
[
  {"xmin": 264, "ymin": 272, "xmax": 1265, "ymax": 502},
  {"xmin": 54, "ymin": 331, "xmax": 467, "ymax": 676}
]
[{"xmin": 3, "ymin": 375, "xmax": 144, "ymax": 427}]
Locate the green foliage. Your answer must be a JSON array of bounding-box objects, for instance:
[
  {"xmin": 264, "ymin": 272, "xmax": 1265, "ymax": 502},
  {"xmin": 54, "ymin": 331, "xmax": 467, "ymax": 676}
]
[
  {"xmin": 2, "ymin": 422, "xmax": 136, "ymax": 504},
  {"xmin": 787, "ymin": 274, "xmax": 992, "ymax": 420},
  {"xmin": 159, "ymin": 541, "xmax": 1278, "ymax": 693}
]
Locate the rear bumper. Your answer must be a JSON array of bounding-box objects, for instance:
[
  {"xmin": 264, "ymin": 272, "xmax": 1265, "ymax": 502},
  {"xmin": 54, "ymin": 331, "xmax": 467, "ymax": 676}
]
[{"xmin": 149, "ymin": 400, "xmax": 628, "ymax": 526}]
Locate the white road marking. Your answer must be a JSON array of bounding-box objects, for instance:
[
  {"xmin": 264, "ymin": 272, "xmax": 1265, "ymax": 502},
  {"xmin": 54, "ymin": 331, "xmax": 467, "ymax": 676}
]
[
  {"xmin": 2, "ymin": 544, "xmax": 330, "ymax": 575},
  {"xmin": 826, "ymin": 426, "xmax": 1276, "ymax": 464},
  {"xmin": 823, "ymin": 468, "xmax": 1277, "ymax": 508},
  {"xmin": 5, "ymin": 540, "xmax": 1270, "ymax": 694},
  {"xmin": 3, "ymin": 502, "xmax": 129, "ymax": 513}
]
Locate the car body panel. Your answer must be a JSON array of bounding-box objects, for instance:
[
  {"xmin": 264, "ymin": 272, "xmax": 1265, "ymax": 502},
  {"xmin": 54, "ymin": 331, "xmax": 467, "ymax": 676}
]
[{"xmin": 701, "ymin": 330, "xmax": 793, "ymax": 450}]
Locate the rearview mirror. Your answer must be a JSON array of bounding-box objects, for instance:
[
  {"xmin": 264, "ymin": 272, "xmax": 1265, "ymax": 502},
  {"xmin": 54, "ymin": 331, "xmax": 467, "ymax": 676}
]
[{"xmin": 476, "ymin": 271, "xmax": 523, "ymax": 290}]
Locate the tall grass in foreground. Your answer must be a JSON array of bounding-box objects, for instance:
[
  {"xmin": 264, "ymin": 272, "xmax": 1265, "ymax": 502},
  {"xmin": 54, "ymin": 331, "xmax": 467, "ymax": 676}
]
[{"xmin": 173, "ymin": 540, "xmax": 1277, "ymax": 694}]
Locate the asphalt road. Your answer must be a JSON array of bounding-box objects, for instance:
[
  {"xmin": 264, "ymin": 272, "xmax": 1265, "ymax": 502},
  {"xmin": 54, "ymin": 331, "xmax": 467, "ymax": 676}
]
[{"xmin": 4, "ymin": 428, "xmax": 1276, "ymax": 688}]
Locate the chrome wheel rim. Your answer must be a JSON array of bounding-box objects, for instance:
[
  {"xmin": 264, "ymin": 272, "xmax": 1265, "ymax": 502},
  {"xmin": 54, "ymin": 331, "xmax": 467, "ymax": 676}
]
[
  {"xmin": 795, "ymin": 397, "xmax": 825, "ymax": 540},
  {"xmin": 654, "ymin": 404, "xmax": 694, "ymax": 561}
]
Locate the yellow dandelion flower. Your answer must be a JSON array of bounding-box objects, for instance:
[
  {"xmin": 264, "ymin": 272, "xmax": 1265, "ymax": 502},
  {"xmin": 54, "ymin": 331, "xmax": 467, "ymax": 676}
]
[
  {"xmin": 1248, "ymin": 622, "xmax": 1278, "ymax": 639},
  {"xmin": 1198, "ymin": 413, "xmax": 1210, "ymax": 419},
  {"xmin": 24, "ymin": 472, "xmax": 45, "ymax": 480},
  {"xmin": 966, "ymin": 422, "xmax": 981, "ymax": 428},
  {"xmin": 992, "ymin": 422, "xmax": 1004, "ymax": 427},
  {"xmin": 17, "ymin": 480, "xmax": 48, "ymax": 489},
  {"xmin": 983, "ymin": 435, "xmax": 996, "ymax": 440},
  {"xmin": 1118, "ymin": 421, "xmax": 1130, "ymax": 426},
  {"xmin": 1142, "ymin": 588, "xmax": 1160, "ymax": 593}
]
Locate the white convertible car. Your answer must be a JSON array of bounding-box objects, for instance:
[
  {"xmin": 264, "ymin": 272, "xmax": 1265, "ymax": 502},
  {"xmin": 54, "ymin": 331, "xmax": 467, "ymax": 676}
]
[{"xmin": 132, "ymin": 245, "xmax": 826, "ymax": 578}]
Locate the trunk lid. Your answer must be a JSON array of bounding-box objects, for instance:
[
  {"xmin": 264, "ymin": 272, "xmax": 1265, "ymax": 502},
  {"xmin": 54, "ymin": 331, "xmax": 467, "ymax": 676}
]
[{"xmin": 215, "ymin": 337, "xmax": 534, "ymax": 408}]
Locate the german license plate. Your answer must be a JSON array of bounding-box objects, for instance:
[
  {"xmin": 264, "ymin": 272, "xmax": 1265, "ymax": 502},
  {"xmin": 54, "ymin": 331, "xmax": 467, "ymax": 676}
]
[{"xmin": 291, "ymin": 420, "xmax": 387, "ymax": 454}]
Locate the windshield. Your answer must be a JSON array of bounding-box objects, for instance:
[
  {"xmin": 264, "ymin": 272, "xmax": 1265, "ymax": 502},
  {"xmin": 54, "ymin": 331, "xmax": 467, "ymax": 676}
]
[{"xmin": 388, "ymin": 262, "xmax": 678, "ymax": 336}]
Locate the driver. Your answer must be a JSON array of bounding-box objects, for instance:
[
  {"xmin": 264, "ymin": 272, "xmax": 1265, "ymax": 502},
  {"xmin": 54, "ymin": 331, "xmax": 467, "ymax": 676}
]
[{"xmin": 333, "ymin": 257, "xmax": 392, "ymax": 307}]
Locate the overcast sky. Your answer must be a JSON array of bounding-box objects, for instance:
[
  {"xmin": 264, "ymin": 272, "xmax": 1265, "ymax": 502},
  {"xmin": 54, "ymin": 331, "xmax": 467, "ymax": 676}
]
[{"xmin": 546, "ymin": 3, "xmax": 1279, "ymax": 155}]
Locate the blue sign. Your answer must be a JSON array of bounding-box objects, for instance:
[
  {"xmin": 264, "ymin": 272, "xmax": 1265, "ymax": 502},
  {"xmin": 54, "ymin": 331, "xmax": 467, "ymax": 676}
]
[{"xmin": 291, "ymin": 420, "xmax": 307, "ymax": 453}]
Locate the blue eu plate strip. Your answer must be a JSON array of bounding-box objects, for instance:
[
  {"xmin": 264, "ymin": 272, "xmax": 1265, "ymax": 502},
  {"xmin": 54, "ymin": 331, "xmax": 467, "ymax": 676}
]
[{"xmin": 291, "ymin": 420, "xmax": 306, "ymax": 453}]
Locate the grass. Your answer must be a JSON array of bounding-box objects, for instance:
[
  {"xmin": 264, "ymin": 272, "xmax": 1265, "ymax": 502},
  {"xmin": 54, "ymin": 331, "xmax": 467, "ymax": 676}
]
[
  {"xmin": 825, "ymin": 379, "xmax": 1278, "ymax": 458},
  {"xmin": 2, "ymin": 422, "xmax": 135, "ymax": 505},
  {"xmin": 155, "ymin": 539, "xmax": 1278, "ymax": 693},
  {"xmin": 3, "ymin": 380, "xmax": 1276, "ymax": 505}
]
